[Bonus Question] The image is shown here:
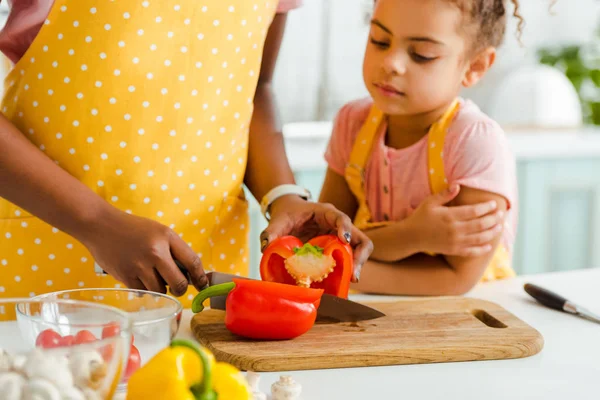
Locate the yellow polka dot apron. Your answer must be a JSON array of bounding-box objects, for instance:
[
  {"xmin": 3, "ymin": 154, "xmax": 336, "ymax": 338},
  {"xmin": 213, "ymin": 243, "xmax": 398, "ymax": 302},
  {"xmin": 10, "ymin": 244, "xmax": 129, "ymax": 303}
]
[
  {"xmin": 345, "ymin": 99, "xmax": 515, "ymax": 282},
  {"xmin": 0, "ymin": 0, "xmax": 277, "ymax": 307}
]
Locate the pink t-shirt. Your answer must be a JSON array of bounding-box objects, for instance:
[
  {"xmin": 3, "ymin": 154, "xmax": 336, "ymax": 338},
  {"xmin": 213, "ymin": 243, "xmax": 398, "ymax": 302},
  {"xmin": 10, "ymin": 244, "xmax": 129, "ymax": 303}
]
[
  {"xmin": 0, "ymin": 0, "xmax": 303, "ymax": 63},
  {"xmin": 325, "ymin": 97, "xmax": 519, "ymax": 252}
]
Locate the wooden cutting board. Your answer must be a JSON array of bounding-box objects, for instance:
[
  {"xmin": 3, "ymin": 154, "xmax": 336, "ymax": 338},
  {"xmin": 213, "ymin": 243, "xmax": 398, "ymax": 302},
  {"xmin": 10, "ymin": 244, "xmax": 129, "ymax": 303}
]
[{"xmin": 190, "ymin": 297, "xmax": 544, "ymax": 372}]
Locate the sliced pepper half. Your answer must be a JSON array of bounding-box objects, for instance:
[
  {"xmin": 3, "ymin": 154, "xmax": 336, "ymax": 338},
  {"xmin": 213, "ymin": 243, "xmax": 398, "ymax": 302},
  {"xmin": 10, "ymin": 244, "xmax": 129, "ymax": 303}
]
[
  {"xmin": 192, "ymin": 278, "xmax": 323, "ymax": 340},
  {"xmin": 260, "ymin": 235, "xmax": 353, "ymax": 298}
]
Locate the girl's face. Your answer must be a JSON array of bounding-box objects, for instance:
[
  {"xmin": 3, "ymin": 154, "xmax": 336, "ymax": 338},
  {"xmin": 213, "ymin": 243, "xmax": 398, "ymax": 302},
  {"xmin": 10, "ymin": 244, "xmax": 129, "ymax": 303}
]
[{"xmin": 363, "ymin": 0, "xmax": 470, "ymax": 116}]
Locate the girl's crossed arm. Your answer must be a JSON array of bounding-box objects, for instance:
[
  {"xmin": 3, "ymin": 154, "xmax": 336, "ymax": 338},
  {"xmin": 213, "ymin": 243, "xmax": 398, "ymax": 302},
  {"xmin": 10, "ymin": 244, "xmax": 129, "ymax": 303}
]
[{"xmin": 319, "ymin": 168, "xmax": 506, "ymax": 295}]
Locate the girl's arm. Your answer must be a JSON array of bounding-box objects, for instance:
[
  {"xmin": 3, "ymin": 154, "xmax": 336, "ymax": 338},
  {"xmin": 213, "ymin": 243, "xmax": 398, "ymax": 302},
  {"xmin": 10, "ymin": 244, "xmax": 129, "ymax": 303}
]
[
  {"xmin": 318, "ymin": 168, "xmax": 358, "ymax": 219},
  {"xmin": 320, "ymin": 169, "xmax": 502, "ymax": 264},
  {"xmin": 352, "ymin": 187, "xmax": 507, "ymax": 295},
  {"xmin": 319, "ymin": 170, "xmax": 420, "ymax": 262},
  {"xmin": 351, "ymin": 254, "xmax": 468, "ymax": 296}
]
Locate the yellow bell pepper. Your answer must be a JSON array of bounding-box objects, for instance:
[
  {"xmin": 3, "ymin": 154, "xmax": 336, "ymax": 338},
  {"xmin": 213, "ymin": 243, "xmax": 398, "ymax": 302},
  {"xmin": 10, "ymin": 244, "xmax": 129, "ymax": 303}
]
[{"xmin": 126, "ymin": 339, "xmax": 252, "ymax": 400}]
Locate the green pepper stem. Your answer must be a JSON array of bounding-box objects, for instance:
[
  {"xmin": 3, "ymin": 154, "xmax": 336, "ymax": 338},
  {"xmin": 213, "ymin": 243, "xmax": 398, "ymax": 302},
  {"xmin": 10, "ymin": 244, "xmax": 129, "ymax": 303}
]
[
  {"xmin": 170, "ymin": 339, "xmax": 218, "ymax": 400},
  {"xmin": 293, "ymin": 243, "xmax": 324, "ymax": 256},
  {"xmin": 191, "ymin": 282, "xmax": 236, "ymax": 313}
]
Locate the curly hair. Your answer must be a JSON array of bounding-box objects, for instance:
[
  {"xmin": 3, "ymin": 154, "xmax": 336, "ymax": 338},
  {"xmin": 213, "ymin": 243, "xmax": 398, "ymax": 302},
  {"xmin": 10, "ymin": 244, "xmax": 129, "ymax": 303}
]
[{"xmin": 445, "ymin": 0, "xmax": 524, "ymax": 50}]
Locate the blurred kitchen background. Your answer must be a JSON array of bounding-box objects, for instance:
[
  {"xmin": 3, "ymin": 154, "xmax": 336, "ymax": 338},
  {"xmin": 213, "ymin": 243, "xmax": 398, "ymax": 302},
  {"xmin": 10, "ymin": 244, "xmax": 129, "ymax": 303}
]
[{"xmin": 1, "ymin": 1, "xmax": 600, "ymax": 278}]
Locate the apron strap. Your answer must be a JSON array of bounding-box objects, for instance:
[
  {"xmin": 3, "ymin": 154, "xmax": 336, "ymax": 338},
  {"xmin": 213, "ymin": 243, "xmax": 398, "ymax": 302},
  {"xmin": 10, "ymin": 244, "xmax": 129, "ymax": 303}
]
[
  {"xmin": 427, "ymin": 98, "xmax": 461, "ymax": 194},
  {"xmin": 426, "ymin": 98, "xmax": 515, "ymax": 280},
  {"xmin": 344, "ymin": 106, "xmax": 388, "ymax": 230}
]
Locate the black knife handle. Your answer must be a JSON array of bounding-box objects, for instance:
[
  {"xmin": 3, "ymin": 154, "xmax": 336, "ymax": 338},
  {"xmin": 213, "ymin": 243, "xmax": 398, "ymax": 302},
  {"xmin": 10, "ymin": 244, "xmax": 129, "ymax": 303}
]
[{"xmin": 524, "ymin": 283, "xmax": 567, "ymax": 311}]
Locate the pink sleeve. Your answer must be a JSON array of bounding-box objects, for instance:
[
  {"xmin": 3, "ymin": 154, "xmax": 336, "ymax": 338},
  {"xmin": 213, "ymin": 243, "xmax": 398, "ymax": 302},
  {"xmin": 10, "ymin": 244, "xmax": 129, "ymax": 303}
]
[
  {"xmin": 445, "ymin": 121, "xmax": 517, "ymax": 210},
  {"xmin": 324, "ymin": 102, "xmax": 362, "ymax": 176},
  {"xmin": 276, "ymin": 0, "xmax": 303, "ymax": 13}
]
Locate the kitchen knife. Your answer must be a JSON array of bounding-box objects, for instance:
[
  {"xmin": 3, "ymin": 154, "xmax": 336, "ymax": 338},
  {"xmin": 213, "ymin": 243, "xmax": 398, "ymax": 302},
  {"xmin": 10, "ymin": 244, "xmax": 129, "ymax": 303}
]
[
  {"xmin": 524, "ymin": 283, "xmax": 600, "ymax": 325},
  {"xmin": 206, "ymin": 271, "xmax": 386, "ymax": 323}
]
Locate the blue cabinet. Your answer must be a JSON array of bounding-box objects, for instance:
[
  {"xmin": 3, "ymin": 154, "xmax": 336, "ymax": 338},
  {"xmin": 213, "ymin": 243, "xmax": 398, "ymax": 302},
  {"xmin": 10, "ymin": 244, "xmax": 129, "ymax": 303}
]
[{"xmin": 513, "ymin": 159, "xmax": 600, "ymax": 275}]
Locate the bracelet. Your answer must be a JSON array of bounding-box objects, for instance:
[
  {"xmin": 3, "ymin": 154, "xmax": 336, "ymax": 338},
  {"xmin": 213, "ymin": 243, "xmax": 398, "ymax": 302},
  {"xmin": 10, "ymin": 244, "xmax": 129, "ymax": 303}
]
[{"xmin": 260, "ymin": 184, "xmax": 312, "ymax": 221}]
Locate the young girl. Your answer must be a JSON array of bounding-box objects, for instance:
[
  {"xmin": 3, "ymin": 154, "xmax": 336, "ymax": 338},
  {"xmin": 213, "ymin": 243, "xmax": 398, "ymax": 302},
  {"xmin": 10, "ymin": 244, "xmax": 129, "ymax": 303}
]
[{"xmin": 320, "ymin": 0, "xmax": 522, "ymax": 295}]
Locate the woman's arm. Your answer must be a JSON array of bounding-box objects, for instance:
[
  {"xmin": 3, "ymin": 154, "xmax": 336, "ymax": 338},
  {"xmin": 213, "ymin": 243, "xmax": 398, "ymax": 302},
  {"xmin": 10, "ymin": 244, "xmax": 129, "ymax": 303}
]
[
  {"xmin": 243, "ymin": 13, "xmax": 296, "ymax": 202},
  {"xmin": 0, "ymin": 113, "xmax": 110, "ymax": 240},
  {"xmin": 247, "ymin": 16, "xmax": 374, "ymax": 271},
  {"xmin": 0, "ymin": 113, "xmax": 205, "ymax": 293}
]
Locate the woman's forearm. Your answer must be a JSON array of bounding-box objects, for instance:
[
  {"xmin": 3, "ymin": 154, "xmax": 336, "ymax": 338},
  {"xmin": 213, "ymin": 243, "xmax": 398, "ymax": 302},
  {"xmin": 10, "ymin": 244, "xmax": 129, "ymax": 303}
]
[
  {"xmin": 0, "ymin": 114, "xmax": 111, "ymax": 242},
  {"xmin": 244, "ymin": 81, "xmax": 296, "ymax": 202},
  {"xmin": 243, "ymin": 14, "xmax": 296, "ymax": 202}
]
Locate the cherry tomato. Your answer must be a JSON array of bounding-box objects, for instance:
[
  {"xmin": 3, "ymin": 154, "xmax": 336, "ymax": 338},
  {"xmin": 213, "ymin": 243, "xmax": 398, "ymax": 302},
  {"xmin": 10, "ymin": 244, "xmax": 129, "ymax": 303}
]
[
  {"xmin": 35, "ymin": 329, "xmax": 62, "ymax": 349},
  {"xmin": 124, "ymin": 344, "xmax": 141, "ymax": 380},
  {"xmin": 101, "ymin": 322, "xmax": 120, "ymax": 339},
  {"xmin": 74, "ymin": 330, "xmax": 97, "ymax": 345},
  {"xmin": 99, "ymin": 343, "xmax": 116, "ymax": 362},
  {"xmin": 60, "ymin": 335, "xmax": 75, "ymax": 347},
  {"xmin": 101, "ymin": 322, "xmax": 135, "ymax": 345}
]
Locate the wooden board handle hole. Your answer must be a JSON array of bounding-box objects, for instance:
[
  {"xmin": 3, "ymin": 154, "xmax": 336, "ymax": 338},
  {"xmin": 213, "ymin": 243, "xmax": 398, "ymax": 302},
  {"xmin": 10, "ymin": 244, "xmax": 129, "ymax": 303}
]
[{"xmin": 471, "ymin": 309, "xmax": 507, "ymax": 328}]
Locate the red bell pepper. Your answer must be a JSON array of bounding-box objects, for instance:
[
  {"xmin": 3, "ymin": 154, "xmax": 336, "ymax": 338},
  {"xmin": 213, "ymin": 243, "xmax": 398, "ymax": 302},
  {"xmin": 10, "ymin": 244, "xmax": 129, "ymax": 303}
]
[
  {"xmin": 192, "ymin": 278, "xmax": 323, "ymax": 340},
  {"xmin": 260, "ymin": 234, "xmax": 353, "ymax": 299}
]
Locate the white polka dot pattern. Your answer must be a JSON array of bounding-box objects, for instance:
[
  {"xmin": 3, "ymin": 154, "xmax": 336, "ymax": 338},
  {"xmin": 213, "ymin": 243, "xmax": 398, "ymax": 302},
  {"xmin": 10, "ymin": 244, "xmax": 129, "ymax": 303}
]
[{"xmin": 0, "ymin": 0, "xmax": 277, "ymax": 310}]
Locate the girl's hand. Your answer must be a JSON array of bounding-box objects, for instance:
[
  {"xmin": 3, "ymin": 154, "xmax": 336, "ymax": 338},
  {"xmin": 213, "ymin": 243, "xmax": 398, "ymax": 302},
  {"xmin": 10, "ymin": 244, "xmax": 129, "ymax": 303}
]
[
  {"xmin": 80, "ymin": 209, "xmax": 207, "ymax": 296},
  {"xmin": 407, "ymin": 184, "xmax": 504, "ymax": 257},
  {"xmin": 260, "ymin": 195, "xmax": 374, "ymax": 281}
]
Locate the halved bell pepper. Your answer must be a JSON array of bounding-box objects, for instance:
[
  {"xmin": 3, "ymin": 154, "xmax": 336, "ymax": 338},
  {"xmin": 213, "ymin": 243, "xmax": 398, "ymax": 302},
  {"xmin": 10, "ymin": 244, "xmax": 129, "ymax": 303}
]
[
  {"xmin": 126, "ymin": 339, "xmax": 251, "ymax": 400},
  {"xmin": 260, "ymin": 234, "xmax": 353, "ymax": 298},
  {"xmin": 192, "ymin": 278, "xmax": 323, "ymax": 340}
]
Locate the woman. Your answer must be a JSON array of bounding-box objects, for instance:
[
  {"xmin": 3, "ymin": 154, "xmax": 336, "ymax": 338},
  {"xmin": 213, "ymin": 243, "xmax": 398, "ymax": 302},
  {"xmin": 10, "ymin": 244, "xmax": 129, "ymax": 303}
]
[{"xmin": 0, "ymin": 0, "xmax": 373, "ymax": 306}]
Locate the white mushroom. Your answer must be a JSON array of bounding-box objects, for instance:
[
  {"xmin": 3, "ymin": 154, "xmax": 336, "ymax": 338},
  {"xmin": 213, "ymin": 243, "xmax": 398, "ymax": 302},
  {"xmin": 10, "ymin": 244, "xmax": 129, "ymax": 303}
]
[
  {"xmin": 22, "ymin": 378, "xmax": 61, "ymax": 400},
  {"xmin": 0, "ymin": 372, "xmax": 25, "ymax": 400},
  {"xmin": 253, "ymin": 390, "xmax": 267, "ymax": 400},
  {"xmin": 271, "ymin": 375, "xmax": 302, "ymax": 400},
  {"xmin": 82, "ymin": 387, "xmax": 103, "ymax": 400},
  {"xmin": 23, "ymin": 350, "xmax": 73, "ymax": 392},
  {"xmin": 61, "ymin": 386, "xmax": 87, "ymax": 400},
  {"xmin": 10, "ymin": 354, "xmax": 27, "ymax": 373},
  {"xmin": 245, "ymin": 371, "xmax": 267, "ymax": 400},
  {"xmin": 68, "ymin": 350, "xmax": 107, "ymax": 390},
  {"xmin": 0, "ymin": 349, "xmax": 13, "ymax": 373}
]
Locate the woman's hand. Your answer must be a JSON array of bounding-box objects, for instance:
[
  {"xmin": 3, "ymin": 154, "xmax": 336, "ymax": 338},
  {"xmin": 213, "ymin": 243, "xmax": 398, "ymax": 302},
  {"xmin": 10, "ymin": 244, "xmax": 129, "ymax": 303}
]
[
  {"xmin": 260, "ymin": 195, "xmax": 374, "ymax": 281},
  {"xmin": 80, "ymin": 208, "xmax": 207, "ymax": 296},
  {"xmin": 406, "ymin": 184, "xmax": 504, "ymax": 257}
]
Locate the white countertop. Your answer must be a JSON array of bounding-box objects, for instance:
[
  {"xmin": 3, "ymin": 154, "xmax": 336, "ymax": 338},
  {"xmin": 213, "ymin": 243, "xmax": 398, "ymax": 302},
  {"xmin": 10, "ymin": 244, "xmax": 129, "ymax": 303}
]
[
  {"xmin": 283, "ymin": 121, "xmax": 600, "ymax": 170},
  {"xmin": 177, "ymin": 268, "xmax": 600, "ymax": 400}
]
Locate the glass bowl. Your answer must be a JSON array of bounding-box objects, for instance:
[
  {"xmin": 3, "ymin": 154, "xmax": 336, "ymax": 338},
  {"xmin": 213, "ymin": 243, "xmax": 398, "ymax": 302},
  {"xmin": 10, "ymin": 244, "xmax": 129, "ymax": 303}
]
[
  {"xmin": 34, "ymin": 289, "xmax": 183, "ymax": 389},
  {"xmin": 0, "ymin": 297, "xmax": 132, "ymax": 399}
]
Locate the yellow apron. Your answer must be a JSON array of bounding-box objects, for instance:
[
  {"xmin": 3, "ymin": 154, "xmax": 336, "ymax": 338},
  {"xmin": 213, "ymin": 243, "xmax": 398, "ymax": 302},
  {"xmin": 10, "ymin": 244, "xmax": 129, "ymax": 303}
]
[
  {"xmin": 345, "ymin": 99, "xmax": 515, "ymax": 282},
  {"xmin": 0, "ymin": 0, "xmax": 277, "ymax": 308}
]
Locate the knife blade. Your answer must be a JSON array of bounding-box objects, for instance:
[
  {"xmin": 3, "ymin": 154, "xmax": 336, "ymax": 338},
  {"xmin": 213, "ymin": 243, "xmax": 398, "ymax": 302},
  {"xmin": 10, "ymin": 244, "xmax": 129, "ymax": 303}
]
[
  {"xmin": 206, "ymin": 271, "xmax": 386, "ymax": 323},
  {"xmin": 524, "ymin": 283, "xmax": 600, "ymax": 325}
]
